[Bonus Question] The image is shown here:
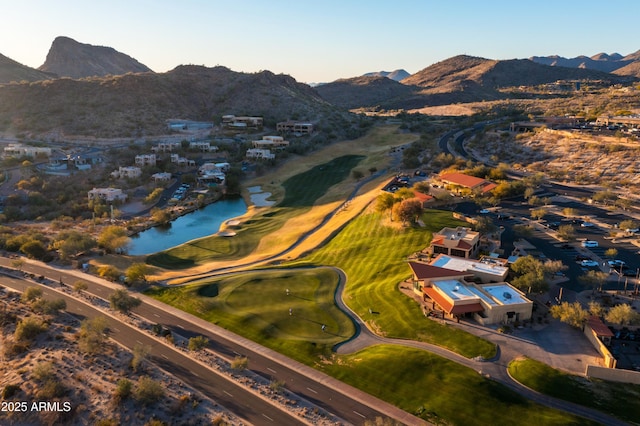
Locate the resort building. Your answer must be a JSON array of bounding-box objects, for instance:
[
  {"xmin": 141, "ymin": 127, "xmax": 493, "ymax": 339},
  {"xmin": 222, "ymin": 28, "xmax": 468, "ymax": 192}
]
[
  {"xmin": 429, "ymin": 254, "xmax": 509, "ymax": 283},
  {"xmin": 151, "ymin": 172, "xmax": 172, "ymax": 183},
  {"xmin": 189, "ymin": 141, "xmax": 218, "ymax": 152},
  {"xmin": 437, "ymin": 172, "xmax": 497, "ymax": 195},
  {"xmin": 251, "ymin": 136, "xmax": 290, "ymax": 150},
  {"xmin": 222, "ymin": 115, "xmax": 263, "ymax": 129},
  {"xmin": 135, "ymin": 154, "xmax": 157, "ymax": 167},
  {"xmin": 427, "ymin": 227, "xmax": 480, "ymax": 259},
  {"xmin": 152, "ymin": 142, "xmax": 181, "ymax": 153},
  {"xmin": 111, "ymin": 166, "xmax": 142, "ymax": 179}
]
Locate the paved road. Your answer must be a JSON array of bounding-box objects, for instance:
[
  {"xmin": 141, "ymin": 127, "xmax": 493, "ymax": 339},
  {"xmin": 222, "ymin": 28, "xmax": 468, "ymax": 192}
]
[
  {"xmin": 0, "ymin": 258, "xmax": 424, "ymax": 426},
  {"xmin": 0, "ymin": 273, "xmax": 306, "ymax": 426}
]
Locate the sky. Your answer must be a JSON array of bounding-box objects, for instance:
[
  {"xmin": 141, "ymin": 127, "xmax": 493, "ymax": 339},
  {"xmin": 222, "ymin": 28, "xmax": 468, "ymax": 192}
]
[{"xmin": 1, "ymin": 0, "xmax": 639, "ymax": 84}]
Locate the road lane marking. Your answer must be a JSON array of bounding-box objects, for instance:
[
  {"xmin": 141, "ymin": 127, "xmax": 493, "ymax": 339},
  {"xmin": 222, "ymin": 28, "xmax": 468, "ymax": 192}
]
[
  {"xmin": 267, "ymin": 367, "xmax": 276, "ymax": 374},
  {"xmin": 353, "ymin": 411, "xmax": 366, "ymax": 418},
  {"xmin": 136, "ymin": 340, "xmax": 143, "ymax": 345},
  {"xmin": 153, "ymin": 313, "xmax": 160, "ymax": 318},
  {"xmin": 262, "ymin": 414, "xmax": 274, "ymax": 422},
  {"xmin": 112, "ymin": 327, "xmax": 120, "ymax": 332},
  {"xmin": 192, "ymin": 371, "xmax": 199, "ymax": 377},
  {"xmin": 176, "ymin": 324, "xmax": 184, "ymax": 329},
  {"xmin": 223, "ymin": 390, "xmax": 233, "ymax": 397},
  {"xmin": 306, "ymin": 387, "xmax": 318, "ymax": 394},
  {"xmin": 161, "ymin": 354, "xmax": 169, "ymax": 360}
]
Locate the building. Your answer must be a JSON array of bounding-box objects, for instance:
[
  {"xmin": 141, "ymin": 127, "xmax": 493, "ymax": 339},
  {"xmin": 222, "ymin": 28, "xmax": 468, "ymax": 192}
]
[
  {"xmin": 252, "ymin": 136, "xmax": 290, "ymax": 150},
  {"xmin": 3, "ymin": 143, "xmax": 52, "ymax": 158},
  {"xmin": 222, "ymin": 115, "xmax": 263, "ymax": 129},
  {"xmin": 135, "ymin": 154, "xmax": 157, "ymax": 167},
  {"xmin": 430, "ymin": 254, "xmax": 509, "ymax": 283},
  {"xmin": 151, "ymin": 172, "xmax": 172, "ymax": 182},
  {"xmin": 437, "ymin": 172, "xmax": 497, "ymax": 195},
  {"xmin": 112, "ymin": 166, "xmax": 142, "ymax": 179},
  {"xmin": 413, "ymin": 192, "xmax": 434, "ymax": 207},
  {"xmin": 152, "ymin": 142, "xmax": 181, "ymax": 153},
  {"xmin": 189, "ymin": 141, "xmax": 218, "ymax": 152},
  {"xmin": 427, "ymin": 227, "xmax": 480, "ymax": 259},
  {"xmin": 169, "ymin": 154, "xmax": 195, "ymax": 167},
  {"xmin": 277, "ymin": 121, "xmax": 314, "ymax": 135},
  {"xmin": 246, "ymin": 148, "xmax": 275, "ymax": 160},
  {"xmin": 88, "ymin": 187, "xmax": 127, "ymax": 202},
  {"xmin": 408, "ymin": 261, "xmax": 532, "ymax": 325}
]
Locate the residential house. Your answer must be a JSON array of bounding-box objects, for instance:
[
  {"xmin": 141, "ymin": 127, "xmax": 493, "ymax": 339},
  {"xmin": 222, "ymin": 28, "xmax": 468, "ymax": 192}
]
[
  {"xmin": 152, "ymin": 142, "xmax": 181, "ymax": 153},
  {"xmin": 429, "ymin": 254, "xmax": 509, "ymax": 283},
  {"xmin": 277, "ymin": 121, "xmax": 314, "ymax": 135},
  {"xmin": 252, "ymin": 136, "xmax": 290, "ymax": 150},
  {"xmin": 189, "ymin": 141, "xmax": 218, "ymax": 152},
  {"xmin": 427, "ymin": 227, "xmax": 480, "ymax": 259},
  {"xmin": 3, "ymin": 143, "xmax": 52, "ymax": 158},
  {"xmin": 437, "ymin": 172, "xmax": 497, "ymax": 195},
  {"xmin": 151, "ymin": 172, "xmax": 172, "ymax": 183},
  {"xmin": 246, "ymin": 148, "xmax": 275, "ymax": 160},
  {"xmin": 413, "ymin": 192, "xmax": 434, "ymax": 208},
  {"xmin": 222, "ymin": 115, "xmax": 263, "ymax": 129},
  {"xmin": 135, "ymin": 154, "xmax": 157, "ymax": 167},
  {"xmin": 88, "ymin": 187, "xmax": 127, "ymax": 202},
  {"xmin": 170, "ymin": 154, "xmax": 195, "ymax": 167},
  {"xmin": 112, "ymin": 166, "xmax": 142, "ymax": 179}
]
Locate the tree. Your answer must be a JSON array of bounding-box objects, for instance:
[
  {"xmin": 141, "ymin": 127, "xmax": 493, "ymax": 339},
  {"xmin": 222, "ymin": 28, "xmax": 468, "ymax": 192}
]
[
  {"xmin": 53, "ymin": 230, "xmax": 96, "ymax": 260},
  {"xmin": 619, "ymin": 219, "xmax": 638, "ymax": 232},
  {"xmin": 604, "ymin": 248, "xmax": 618, "ymax": 259},
  {"xmin": 394, "ymin": 198, "xmax": 423, "ymax": 225},
  {"xmin": 14, "ymin": 317, "xmax": 47, "ymax": 341},
  {"xmin": 187, "ymin": 335, "xmax": 209, "ymax": 352},
  {"xmin": 10, "ymin": 259, "xmax": 25, "ymax": 271},
  {"xmin": 578, "ymin": 270, "xmax": 609, "ymax": 293},
  {"xmin": 113, "ymin": 378, "xmax": 133, "ymax": 403},
  {"xmin": 98, "ymin": 265, "xmax": 121, "ymax": 281},
  {"xmin": 510, "ymin": 255, "xmax": 550, "ymax": 293},
  {"xmin": 21, "ymin": 286, "xmax": 43, "ymax": 303},
  {"xmin": 97, "ymin": 225, "xmax": 130, "ymax": 253},
  {"xmin": 125, "ymin": 263, "xmax": 148, "ymax": 285},
  {"xmin": 109, "ymin": 289, "xmax": 142, "ymax": 314},
  {"xmin": 605, "ymin": 304, "xmax": 640, "ymax": 326},
  {"xmin": 530, "ymin": 208, "xmax": 547, "ymax": 221},
  {"xmin": 562, "ymin": 207, "xmax": 576, "ymax": 218},
  {"xmin": 20, "ymin": 240, "xmax": 47, "ymax": 260},
  {"xmin": 375, "ymin": 192, "xmax": 395, "ymax": 220},
  {"xmin": 31, "ymin": 298, "xmax": 66, "ymax": 315},
  {"xmin": 512, "ymin": 224, "xmax": 534, "ymax": 239},
  {"xmin": 556, "ymin": 224, "xmax": 575, "ymax": 241},
  {"xmin": 413, "ymin": 181, "xmax": 430, "ymax": 194},
  {"xmin": 78, "ymin": 316, "xmax": 108, "ymax": 354},
  {"xmin": 473, "ymin": 216, "xmax": 497, "ymax": 234},
  {"xmin": 588, "ymin": 301, "xmax": 606, "ymax": 319},
  {"xmin": 550, "ymin": 301, "xmax": 589, "ymax": 328},
  {"xmin": 150, "ymin": 208, "xmax": 172, "ymax": 225}
]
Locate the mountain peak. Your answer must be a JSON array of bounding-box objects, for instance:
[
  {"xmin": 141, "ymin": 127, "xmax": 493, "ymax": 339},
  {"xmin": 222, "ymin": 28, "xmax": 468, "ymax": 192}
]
[{"xmin": 38, "ymin": 36, "xmax": 153, "ymax": 79}]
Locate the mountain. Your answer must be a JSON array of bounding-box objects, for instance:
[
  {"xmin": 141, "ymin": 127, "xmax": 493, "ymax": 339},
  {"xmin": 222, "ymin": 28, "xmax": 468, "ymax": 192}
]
[
  {"xmin": 315, "ymin": 75, "xmax": 414, "ymax": 109},
  {"xmin": 362, "ymin": 69, "xmax": 410, "ymax": 81},
  {"xmin": 0, "ymin": 65, "xmax": 332, "ymax": 138},
  {"xmin": 0, "ymin": 53, "xmax": 56, "ymax": 84},
  {"xmin": 529, "ymin": 52, "xmax": 637, "ymax": 74},
  {"xmin": 38, "ymin": 36, "xmax": 153, "ymax": 79}
]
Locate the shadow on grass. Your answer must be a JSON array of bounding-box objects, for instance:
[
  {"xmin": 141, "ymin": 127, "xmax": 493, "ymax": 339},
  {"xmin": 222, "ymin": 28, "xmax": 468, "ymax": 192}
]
[{"xmin": 146, "ymin": 253, "xmax": 195, "ymax": 269}]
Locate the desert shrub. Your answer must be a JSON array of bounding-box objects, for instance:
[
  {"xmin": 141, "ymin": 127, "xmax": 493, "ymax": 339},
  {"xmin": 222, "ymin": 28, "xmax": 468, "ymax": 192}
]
[
  {"xmin": 21, "ymin": 286, "xmax": 43, "ymax": 303},
  {"xmin": 31, "ymin": 298, "xmax": 66, "ymax": 315},
  {"xmin": 14, "ymin": 317, "xmax": 47, "ymax": 341},
  {"xmin": 2, "ymin": 384, "xmax": 21, "ymax": 399},
  {"xmin": 134, "ymin": 376, "xmax": 165, "ymax": 405},
  {"xmin": 230, "ymin": 356, "xmax": 248, "ymax": 371},
  {"xmin": 113, "ymin": 378, "xmax": 132, "ymax": 403},
  {"xmin": 187, "ymin": 335, "xmax": 209, "ymax": 352},
  {"xmin": 32, "ymin": 361, "xmax": 55, "ymax": 382}
]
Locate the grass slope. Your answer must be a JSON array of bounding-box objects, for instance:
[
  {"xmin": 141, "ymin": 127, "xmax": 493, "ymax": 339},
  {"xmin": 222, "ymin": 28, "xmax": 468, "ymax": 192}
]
[
  {"xmin": 146, "ymin": 268, "xmax": 355, "ymax": 362},
  {"xmin": 293, "ymin": 209, "xmax": 496, "ymax": 359},
  {"xmin": 509, "ymin": 357, "xmax": 640, "ymax": 424},
  {"xmin": 324, "ymin": 345, "xmax": 599, "ymax": 425}
]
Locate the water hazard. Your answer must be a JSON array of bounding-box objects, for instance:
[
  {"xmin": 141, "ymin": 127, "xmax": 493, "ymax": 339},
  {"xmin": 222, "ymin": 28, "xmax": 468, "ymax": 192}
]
[{"xmin": 128, "ymin": 197, "xmax": 247, "ymax": 255}]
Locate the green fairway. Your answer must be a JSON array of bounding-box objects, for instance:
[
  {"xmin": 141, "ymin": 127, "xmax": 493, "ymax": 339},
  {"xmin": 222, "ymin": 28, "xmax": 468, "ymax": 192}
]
[
  {"xmin": 323, "ymin": 345, "xmax": 599, "ymax": 426},
  {"xmin": 147, "ymin": 155, "xmax": 364, "ymax": 268},
  {"xmin": 145, "ymin": 267, "xmax": 356, "ymax": 362},
  {"xmin": 508, "ymin": 357, "xmax": 640, "ymax": 423},
  {"xmin": 292, "ymin": 209, "xmax": 497, "ymax": 359}
]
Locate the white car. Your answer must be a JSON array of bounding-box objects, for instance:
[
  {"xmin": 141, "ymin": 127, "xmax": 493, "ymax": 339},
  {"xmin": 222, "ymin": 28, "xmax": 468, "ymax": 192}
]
[
  {"xmin": 581, "ymin": 240, "xmax": 599, "ymax": 248},
  {"xmin": 581, "ymin": 260, "xmax": 599, "ymax": 267},
  {"xmin": 479, "ymin": 209, "xmax": 490, "ymax": 214},
  {"xmin": 580, "ymin": 222, "xmax": 595, "ymax": 227}
]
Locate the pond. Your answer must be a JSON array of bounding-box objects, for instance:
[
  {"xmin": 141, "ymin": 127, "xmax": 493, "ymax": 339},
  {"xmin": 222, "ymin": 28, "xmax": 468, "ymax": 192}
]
[{"xmin": 128, "ymin": 197, "xmax": 247, "ymax": 255}]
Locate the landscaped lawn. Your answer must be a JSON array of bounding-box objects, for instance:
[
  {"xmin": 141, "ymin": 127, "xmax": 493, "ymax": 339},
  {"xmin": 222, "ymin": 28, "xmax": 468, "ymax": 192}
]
[
  {"xmin": 508, "ymin": 357, "xmax": 640, "ymax": 424},
  {"xmin": 145, "ymin": 267, "xmax": 356, "ymax": 363},
  {"xmin": 291, "ymin": 209, "xmax": 497, "ymax": 359},
  {"xmin": 324, "ymin": 345, "xmax": 599, "ymax": 426},
  {"xmin": 147, "ymin": 155, "xmax": 364, "ymax": 269}
]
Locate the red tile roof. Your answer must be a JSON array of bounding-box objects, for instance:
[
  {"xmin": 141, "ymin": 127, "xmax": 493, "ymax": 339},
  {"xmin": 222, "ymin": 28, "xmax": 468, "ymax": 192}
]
[
  {"xmin": 439, "ymin": 172, "xmax": 487, "ymax": 189},
  {"xmin": 413, "ymin": 192, "xmax": 434, "ymax": 203},
  {"xmin": 423, "ymin": 286, "xmax": 484, "ymax": 315}
]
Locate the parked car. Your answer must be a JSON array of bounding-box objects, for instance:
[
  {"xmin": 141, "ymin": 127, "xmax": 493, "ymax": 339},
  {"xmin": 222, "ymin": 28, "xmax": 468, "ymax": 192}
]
[
  {"xmin": 581, "ymin": 240, "xmax": 599, "ymax": 248},
  {"xmin": 580, "ymin": 222, "xmax": 595, "ymax": 227},
  {"xmin": 479, "ymin": 209, "xmax": 490, "ymax": 214},
  {"xmin": 581, "ymin": 260, "xmax": 599, "ymax": 267},
  {"xmin": 607, "ymin": 259, "xmax": 626, "ymax": 268}
]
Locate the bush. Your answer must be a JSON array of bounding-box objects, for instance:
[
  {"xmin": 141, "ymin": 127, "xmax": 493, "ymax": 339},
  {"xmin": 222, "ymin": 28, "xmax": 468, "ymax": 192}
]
[
  {"xmin": 2, "ymin": 384, "xmax": 21, "ymax": 399},
  {"xmin": 31, "ymin": 298, "xmax": 66, "ymax": 315},
  {"xmin": 14, "ymin": 317, "xmax": 47, "ymax": 341},
  {"xmin": 109, "ymin": 289, "xmax": 142, "ymax": 314},
  {"xmin": 113, "ymin": 378, "xmax": 132, "ymax": 403},
  {"xmin": 134, "ymin": 376, "xmax": 165, "ymax": 405},
  {"xmin": 21, "ymin": 286, "xmax": 43, "ymax": 303},
  {"xmin": 187, "ymin": 335, "xmax": 209, "ymax": 352},
  {"xmin": 230, "ymin": 356, "xmax": 248, "ymax": 371}
]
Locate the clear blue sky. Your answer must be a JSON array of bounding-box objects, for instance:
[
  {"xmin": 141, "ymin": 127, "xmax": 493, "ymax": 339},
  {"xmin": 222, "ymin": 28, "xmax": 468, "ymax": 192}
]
[{"xmin": 1, "ymin": 0, "xmax": 638, "ymax": 83}]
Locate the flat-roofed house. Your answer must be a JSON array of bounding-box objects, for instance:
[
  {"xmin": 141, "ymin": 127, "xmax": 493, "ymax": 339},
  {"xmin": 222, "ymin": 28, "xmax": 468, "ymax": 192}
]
[
  {"xmin": 438, "ymin": 172, "xmax": 497, "ymax": 195},
  {"xmin": 428, "ymin": 227, "xmax": 480, "ymax": 259},
  {"xmin": 430, "ymin": 254, "xmax": 509, "ymax": 283},
  {"xmin": 88, "ymin": 187, "xmax": 127, "ymax": 202}
]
